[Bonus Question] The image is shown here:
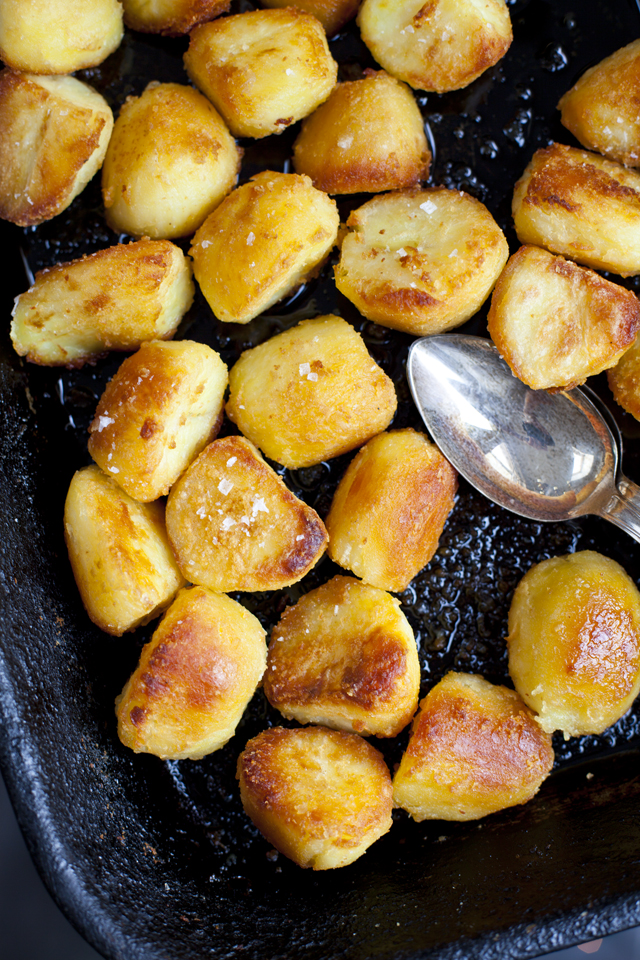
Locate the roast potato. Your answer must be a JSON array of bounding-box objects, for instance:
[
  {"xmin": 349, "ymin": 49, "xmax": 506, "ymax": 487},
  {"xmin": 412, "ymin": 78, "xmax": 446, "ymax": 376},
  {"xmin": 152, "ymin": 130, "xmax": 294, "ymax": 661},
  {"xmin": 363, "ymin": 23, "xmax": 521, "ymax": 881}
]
[
  {"xmin": 122, "ymin": 0, "xmax": 229, "ymax": 35},
  {"xmin": 260, "ymin": 0, "xmax": 359, "ymax": 36},
  {"xmin": 608, "ymin": 333, "xmax": 640, "ymax": 420}
]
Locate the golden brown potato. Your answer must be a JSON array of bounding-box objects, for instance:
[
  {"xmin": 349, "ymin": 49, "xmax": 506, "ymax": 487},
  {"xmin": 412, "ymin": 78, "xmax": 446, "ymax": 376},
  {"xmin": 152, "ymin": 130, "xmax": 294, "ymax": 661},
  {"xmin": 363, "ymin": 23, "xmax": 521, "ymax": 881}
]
[
  {"xmin": 166, "ymin": 436, "xmax": 328, "ymax": 592},
  {"xmin": 122, "ymin": 0, "xmax": 229, "ymax": 35},
  {"xmin": 0, "ymin": 0, "xmax": 123, "ymax": 74},
  {"xmin": 0, "ymin": 70, "xmax": 113, "ymax": 228},
  {"xmin": 326, "ymin": 429, "xmax": 457, "ymax": 592},
  {"xmin": 507, "ymin": 551, "xmax": 640, "ymax": 737},
  {"xmin": 237, "ymin": 726, "xmax": 393, "ymax": 869},
  {"xmin": 293, "ymin": 70, "xmax": 430, "ymax": 194},
  {"xmin": 392, "ymin": 673, "xmax": 554, "ymax": 821},
  {"xmin": 358, "ymin": 0, "xmax": 512, "ymax": 94},
  {"xmin": 64, "ymin": 465, "xmax": 185, "ymax": 637},
  {"xmin": 265, "ymin": 576, "xmax": 420, "ymax": 737},
  {"xmin": 558, "ymin": 40, "xmax": 640, "ymax": 168},
  {"xmin": 116, "ymin": 585, "xmax": 267, "ymax": 760},
  {"xmin": 102, "ymin": 82, "xmax": 240, "ymax": 239},
  {"xmin": 260, "ymin": 0, "xmax": 359, "ymax": 36},
  {"xmin": 11, "ymin": 239, "xmax": 194, "ymax": 367},
  {"xmin": 335, "ymin": 188, "xmax": 508, "ymax": 335},
  {"xmin": 88, "ymin": 340, "xmax": 228, "ymax": 502},
  {"xmin": 512, "ymin": 142, "xmax": 640, "ymax": 277},
  {"xmin": 184, "ymin": 7, "xmax": 337, "ymax": 139},
  {"xmin": 488, "ymin": 245, "xmax": 640, "ymax": 391},
  {"xmin": 226, "ymin": 315, "xmax": 397, "ymax": 468},
  {"xmin": 190, "ymin": 171, "xmax": 339, "ymax": 324},
  {"xmin": 608, "ymin": 333, "xmax": 640, "ymax": 420}
]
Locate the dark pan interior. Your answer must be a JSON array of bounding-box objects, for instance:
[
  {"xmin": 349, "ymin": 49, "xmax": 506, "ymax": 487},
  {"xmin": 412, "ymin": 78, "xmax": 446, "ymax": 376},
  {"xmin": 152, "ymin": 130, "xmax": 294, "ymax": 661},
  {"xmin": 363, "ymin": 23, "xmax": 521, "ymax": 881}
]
[{"xmin": 3, "ymin": 1, "xmax": 640, "ymax": 957}]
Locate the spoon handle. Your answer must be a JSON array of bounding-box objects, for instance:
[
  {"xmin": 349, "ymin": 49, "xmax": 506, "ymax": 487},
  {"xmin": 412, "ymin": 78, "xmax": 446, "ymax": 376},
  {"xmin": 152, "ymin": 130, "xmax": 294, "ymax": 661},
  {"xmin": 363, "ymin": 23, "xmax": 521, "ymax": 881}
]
[{"xmin": 601, "ymin": 477, "xmax": 640, "ymax": 543}]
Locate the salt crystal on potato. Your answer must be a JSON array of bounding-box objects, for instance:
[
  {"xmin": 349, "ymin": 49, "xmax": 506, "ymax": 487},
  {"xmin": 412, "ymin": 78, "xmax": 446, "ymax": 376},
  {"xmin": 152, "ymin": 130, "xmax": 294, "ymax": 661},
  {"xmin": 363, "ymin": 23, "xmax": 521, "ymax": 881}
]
[
  {"xmin": 116, "ymin": 585, "xmax": 266, "ymax": 760},
  {"xmin": 88, "ymin": 340, "xmax": 228, "ymax": 503},
  {"xmin": 488, "ymin": 245, "xmax": 640, "ymax": 390},
  {"xmin": 237, "ymin": 726, "xmax": 393, "ymax": 869},
  {"xmin": 11, "ymin": 239, "xmax": 194, "ymax": 367},
  {"xmin": 260, "ymin": 0, "xmax": 359, "ymax": 37},
  {"xmin": 184, "ymin": 7, "xmax": 337, "ymax": 139},
  {"xmin": 558, "ymin": 39, "xmax": 640, "ymax": 168},
  {"xmin": 165, "ymin": 435, "xmax": 328, "ymax": 593},
  {"xmin": 326, "ymin": 429, "xmax": 457, "ymax": 592},
  {"xmin": 335, "ymin": 188, "xmax": 508, "ymax": 335},
  {"xmin": 225, "ymin": 315, "xmax": 397, "ymax": 469},
  {"xmin": 358, "ymin": 0, "xmax": 512, "ymax": 94},
  {"xmin": 293, "ymin": 70, "xmax": 430, "ymax": 195},
  {"xmin": 507, "ymin": 551, "xmax": 640, "ymax": 738},
  {"xmin": 102, "ymin": 81, "xmax": 240, "ymax": 239},
  {"xmin": 122, "ymin": 0, "xmax": 229, "ymax": 36},
  {"xmin": 190, "ymin": 171, "xmax": 339, "ymax": 324},
  {"xmin": 393, "ymin": 673, "xmax": 554, "ymax": 821},
  {"xmin": 64, "ymin": 465, "xmax": 185, "ymax": 637},
  {"xmin": 512, "ymin": 142, "xmax": 640, "ymax": 277},
  {"xmin": 264, "ymin": 575, "xmax": 420, "ymax": 737},
  {"xmin": 0, "ymin": 0, "xmax": 123, "ymax": 74},
  {"xmin": 0, "ymin": 70, "xmax": 113, "ymax": 228}
]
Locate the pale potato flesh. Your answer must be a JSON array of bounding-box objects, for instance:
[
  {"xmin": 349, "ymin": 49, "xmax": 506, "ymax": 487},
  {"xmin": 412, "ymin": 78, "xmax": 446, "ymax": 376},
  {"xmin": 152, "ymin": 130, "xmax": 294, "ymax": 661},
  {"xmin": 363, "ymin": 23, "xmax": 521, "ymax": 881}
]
[{"xmin": 11, "ymin": 239, "xmax": 194, "ymax": 366}]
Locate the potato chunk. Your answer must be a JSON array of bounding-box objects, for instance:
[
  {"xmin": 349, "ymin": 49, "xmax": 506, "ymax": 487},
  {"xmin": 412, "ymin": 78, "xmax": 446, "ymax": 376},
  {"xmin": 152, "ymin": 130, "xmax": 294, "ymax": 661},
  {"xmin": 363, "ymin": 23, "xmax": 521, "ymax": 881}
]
[
  {"xmin": 260, "ymin": 0, "xmax": 359, "ymax": 36},
  {"xmin": 184, "ymin": 8, "xmax": 337, "ymax": 139},
  {"xmin": 237, "ymin": 726, "xmax": 393, "ymax": 869},
  {"xmin": 102, "ymin": 82, "xmax": 240, "ymax": 239},
  {"xmin": 165, "ymin": 436, "xmax": 328, "ymax": 592},
  {"xmin": 226, "ymin": 315, "xmax": 397, "ymax": 468},
  {"xmin": 64, "ymin": 465, "xmax": 185, "ymax": 637},
  {"xmin": 507, "ymin": 551, "xmax": 640, "ymax": 738},
  {"xmin": 11, "ymin": 239, "xmax": 194, "ymax": 367},
  {"xmin": 512, "ymin": 142, "xmax": 640, "ymax": 277},
  {"xmin": 393, "ymin": 673, "xmax": 554, "ymax": 822},
  {"xmin": 88, "ymin": 340, "xmax": 228, "ymax": 502},
  {"xmin": 488, "ymin": 245, "xmax": 640, "ymax": 391},
  {"xmin": 326, "ymin": 429, "xmax": 457, "ymax": 592},
  {"xmin": 335, "ymin": 188, "xmax": 508, "ymax": 335},
  {"xmin": 558, "ymin": 40, "xmax": 640, "ymax": 168},
  {"xmin": 0, "ymin": 70, "xmax": 113, "ymax": 227},
  {"xmin": 264, "ymin": 576, "xmax": 419, "ymax": 737},
  {"xmin": 122, "ymin": 0, "xmax": 229, "ymax": 36},
  {"xmin": 116, "ymin": 585, "xmax": 266, "ymax": 760},
  {"xmin": 190, "ymin": 171, "xmax": 339, "ymax": 324},
  {"xmin": 608, "ymin": 334, "xmax": 640, "ymax": 421},
  {"xmin": 293, "ymin": 70, "xmax": 429, "ymax": 194},
  {"xmin": 358, "ymin": 0, "xmax": 512, "ymax": 94},
  {"xmin": 0, "ymin": 0, "xmax": 123, "ymax": 74}
]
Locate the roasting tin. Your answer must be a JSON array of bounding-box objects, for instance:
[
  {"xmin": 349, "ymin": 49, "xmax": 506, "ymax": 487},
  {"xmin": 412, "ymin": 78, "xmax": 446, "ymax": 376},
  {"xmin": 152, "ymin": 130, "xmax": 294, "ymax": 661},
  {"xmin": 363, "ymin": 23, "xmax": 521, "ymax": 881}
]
[{"xmin": 3, "ymin": 1, "xmax": 640, "ymax": 957}]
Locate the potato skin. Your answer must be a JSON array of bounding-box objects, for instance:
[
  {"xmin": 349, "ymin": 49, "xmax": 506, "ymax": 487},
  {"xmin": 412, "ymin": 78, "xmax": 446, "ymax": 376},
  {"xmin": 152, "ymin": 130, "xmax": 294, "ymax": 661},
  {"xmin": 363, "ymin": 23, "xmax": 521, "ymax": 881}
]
[
  {"xmin": 165, "ymin": 436, "xmax": 328, "ymax": 592},
  {"xmin": 0, "ymin": 70, "xmax": 113, "ymax": 227},
  {"xmin": 11, "ymin": 239, "xmax": 194, "ymax": 367},
  {"xmin": 358, "ymin": 0, "xmax": 512, "ymax": 94},
  {"xmin": 237, "ymin": 726, "xmax": 393, "ymax": 869},
  {"xmin": 507, "ymin": 551, "xmax": 640, "ymax": 737},
  {"xmin": 88, "ymin": 340, "xmax": 228, "ymax": 502},
  {"xmin": 326, "ymin": 429, "xmax": 457, "ymax": 592},
  {"xmin": 335, "ymin": 188, "xmax": 508, "ymax": 335},
  {"xmin": 488, "ymin": 245, "xmax": 640, "ymax": 390},
  {"xmin": 392, "ymin": 673, "xmax": 554, "ymax": 821},
  {"xmin": 558, "ymin": 40, "xmax": 640, "ymax": 168},
  {"xmin": 608, "ymin": 334, "xmax": 640, "ymax": 420},
  {"xmin": 190, "ymin": 171, "xmax": 339, "ymax": 324},
  {"xmin": 116, "ymin": 585, "xmax": 266, "ymax": 760},
  {"xmin": 184, "ymin": 7, "xmax": 337, "ymax": 139},
  {"xmin": 102, "ymin": 82, "xmax": 240, "ymax": 239},
  {"xmin": 512, "ymin": 142, "xmax": 640, "ymax": 277},
  {"xmin": 226, "ymin": 315, "xmax": 397, "ymax": 468},
  {"xmin": 0, "ymin": 0, "xmax": 123, "ymax": 74},
  {"xmin": 264, "ymin": 575, "xmax": 420, "ymax": 737},
  {"xmin": 122, "ymin": 0, "xmax": 229, "ymax": 36},
  {"xmin": 260, "ymin": 0, "xmax": 359, "ymax": 36},
  {"xmin": 64, "ymin": 465, "xmax": 185, "ymax": 637},
  {"xmin": 293, "ymin": 70, "xmax": 430, "ymax": 194}
]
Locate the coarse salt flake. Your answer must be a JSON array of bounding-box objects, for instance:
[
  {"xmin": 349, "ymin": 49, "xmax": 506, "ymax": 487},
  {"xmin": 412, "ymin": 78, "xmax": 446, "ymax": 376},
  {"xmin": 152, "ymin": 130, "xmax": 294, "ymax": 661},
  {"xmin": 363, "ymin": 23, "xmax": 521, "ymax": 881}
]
[
  {"xmin": 218, "ymin": 478, "xmax": 233, "ymax": 495},
  {"xmin": 246, "ymin": 232, "xmax": 255, "ymax": 245},
  {"xmin": 420, "ymin": 199, "xmax": 437, "ymax": 214},
  {"xmin": 221, "ymin": 517, "xmax": 236, "ymax": 530},
  {"xmin": 334, "ymin": 605, "xmax": 339, "ymax": 615},
  {"xmin": 196, "ymin": 506, "xmax": 207, "ymax": 518},
  {"xmin": 200, "ymin": 240, "xmax": 211, "ymax": 248},
  {"xmin": 308, "ymin": 372, "xmax": 318, "ymax": 381},
  {"xmin": 448, "ymin": 248, "xmax": 458, "ymax": 258},
  {"xmin": 299, "ymin": 362, "xmax": 311, "ymax": 377},
  {"xmin": 227, "ymin": 456, "xmax": 237, "ymax": 467},
  {"xmin": 96, "ymin": 415, "xmax": 114, "ymax": 432},
  {"xmin": 286, "ymin": 68, "xmax": 294, "ymax": 75},
  {"xmin": 108, "ymin": 466, "xmax": 120, "ymax": 474},
  {"xmin": 337, "ymin": 135, "xmax": 353, "ymax": 149},
  {"xmin": 296, "ymin": 534, "xmax": 304, "ymax": 541},
  {"xmin": 252, "ymin": 496, "xmax": 269, "ymax": 515},
  {"xmin": 397, "ymin": 247, "xmax": 407, "ymax": 257}
]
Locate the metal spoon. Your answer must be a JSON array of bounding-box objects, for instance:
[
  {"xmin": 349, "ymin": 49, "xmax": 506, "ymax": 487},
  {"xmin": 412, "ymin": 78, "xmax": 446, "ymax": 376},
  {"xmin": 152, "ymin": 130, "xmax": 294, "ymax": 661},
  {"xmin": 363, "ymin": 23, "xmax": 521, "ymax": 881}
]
[{"xmin": 406, "ymin": 333, "xmax": 640, "ymax": 542}]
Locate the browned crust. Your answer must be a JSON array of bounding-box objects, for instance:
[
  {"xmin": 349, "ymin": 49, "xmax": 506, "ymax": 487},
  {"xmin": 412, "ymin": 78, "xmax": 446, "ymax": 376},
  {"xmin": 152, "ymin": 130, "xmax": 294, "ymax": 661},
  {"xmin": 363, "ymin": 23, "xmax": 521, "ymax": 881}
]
[{"xmin": 123, "ymin": 0, "xmax": 230, "ymax": 36}]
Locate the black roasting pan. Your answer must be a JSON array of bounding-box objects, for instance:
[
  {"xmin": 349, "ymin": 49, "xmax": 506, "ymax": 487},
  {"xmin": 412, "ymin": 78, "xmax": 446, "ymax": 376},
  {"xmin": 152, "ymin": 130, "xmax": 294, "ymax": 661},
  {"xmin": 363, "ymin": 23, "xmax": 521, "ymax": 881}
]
[{"xmin": 3, "ymin": 2, "xmax": 640, "ymax": 957}]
